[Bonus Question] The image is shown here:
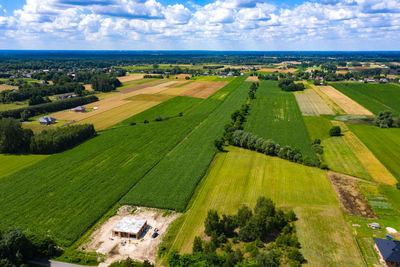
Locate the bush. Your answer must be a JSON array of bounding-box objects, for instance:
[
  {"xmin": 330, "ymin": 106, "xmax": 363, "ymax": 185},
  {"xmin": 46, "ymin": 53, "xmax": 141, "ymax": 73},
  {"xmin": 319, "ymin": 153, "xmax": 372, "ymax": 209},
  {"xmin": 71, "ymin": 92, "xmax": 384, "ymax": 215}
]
[
  {"xmin": 329, "ymin": 126, "xmax": 341, "ymax": 136},
  {"xmin": 155, "ymin": 116, "xmax": 163, "ymax": 121},
  {"xmin": 374, "ymin": 110, "xmax": 394, "ymax": 128},
  {"xmin": 144, "ymin": 120, "xmax": 149, "ymax": 124}
]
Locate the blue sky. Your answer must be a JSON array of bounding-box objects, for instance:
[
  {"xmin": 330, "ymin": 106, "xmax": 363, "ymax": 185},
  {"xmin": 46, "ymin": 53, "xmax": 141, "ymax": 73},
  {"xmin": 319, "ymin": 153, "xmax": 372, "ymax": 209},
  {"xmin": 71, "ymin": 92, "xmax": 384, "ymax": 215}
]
[{"xmin": 0, "ymin": 0, "xmax": 399, "ymax": 50}]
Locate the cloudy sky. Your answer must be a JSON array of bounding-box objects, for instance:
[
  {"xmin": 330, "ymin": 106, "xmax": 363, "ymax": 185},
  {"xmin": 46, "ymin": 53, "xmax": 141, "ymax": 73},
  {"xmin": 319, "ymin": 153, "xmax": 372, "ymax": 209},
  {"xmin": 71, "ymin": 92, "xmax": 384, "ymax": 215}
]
[{"xmin": 0, "ymin": 0, "xmax": 399, "ymax": 50}]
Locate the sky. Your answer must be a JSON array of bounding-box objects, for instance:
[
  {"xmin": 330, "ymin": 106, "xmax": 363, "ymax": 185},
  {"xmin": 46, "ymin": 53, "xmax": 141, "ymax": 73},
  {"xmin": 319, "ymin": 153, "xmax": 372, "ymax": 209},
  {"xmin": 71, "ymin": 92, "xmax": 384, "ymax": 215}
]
[{"xmin": 0, "ymin": 0, "xmax": 399, "ymax": 50}]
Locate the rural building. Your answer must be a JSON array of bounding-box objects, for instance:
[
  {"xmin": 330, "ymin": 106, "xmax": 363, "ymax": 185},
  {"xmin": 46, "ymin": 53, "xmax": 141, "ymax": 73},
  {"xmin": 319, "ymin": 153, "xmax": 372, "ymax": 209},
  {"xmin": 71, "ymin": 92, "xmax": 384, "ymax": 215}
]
[
  {"xmin": 58, "ymin": 93, "xmax": 74, "ymax": 100},
  {"xmin": 70, "ymin": 106, "xmax": 86, "ymax": 112},
  {"xmin": 112, "ymin": 217, "xmax": 147, "ymax": 239},
  {"xmin": 374, "ymin": 238, "xmax": 400, "ymax": 266},
  {"xmin": 39, "ymin": 116, "xmax": 56, "ymax": 125}
]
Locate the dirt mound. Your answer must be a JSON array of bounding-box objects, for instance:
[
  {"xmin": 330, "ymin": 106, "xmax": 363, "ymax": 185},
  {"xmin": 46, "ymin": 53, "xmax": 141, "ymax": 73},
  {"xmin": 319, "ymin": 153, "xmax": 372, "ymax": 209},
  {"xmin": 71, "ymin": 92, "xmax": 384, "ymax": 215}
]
[{"xmin": 328, "ymin": 172, "xmax": 376, "ymax": 218}]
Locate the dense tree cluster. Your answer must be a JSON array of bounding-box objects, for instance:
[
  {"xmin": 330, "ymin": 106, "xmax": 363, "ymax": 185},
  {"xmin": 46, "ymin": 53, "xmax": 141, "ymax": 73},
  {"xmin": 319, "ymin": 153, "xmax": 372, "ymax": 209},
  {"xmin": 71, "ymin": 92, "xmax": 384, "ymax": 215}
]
[
  {"xmin": 329, "ymin": 126, "xmax": 341, "ymax": 136},
  {"xmin": 29, "ymin": 95, "xmax": 51, "ymax": 106},
  {"xmin": 0, "ymin": 118, "xmax": 96, "ymax": 154},
  {"xmin": 108, "ymin": 258, "xmax": 153, "ymax": 267},
  {"xmin": 0, "ymin": 95, "xmax": 98, "ymax": 119},
  {"xmin": 0, "ymin": 82, "xmax": 85, "ymax": 103},
  {"xmin": 203, "ymin": 65, "xmax": 224, "ymax": 69},
  {"xmin": 231, "ymin": 130, "xmax": 318, "ymax": 167},
  {"xmin": 0, "ymin": 229, "xmax": 59, "ymax": 267},
  {"xmin": 30, "ymin": 124, "xmax": 96, "ymax": 154},
  {"xmin": 143, "ymin": 75, "xmax": 164, "ymax": 79},
  {"xmin": 90, "ymin": 75, "xmax": 121, "ymax": 92},
  {"xmin": 278, "ymin": 79, "xmax": 305, "ymax": 92},
  {"xmin": 168, "ymin": 197, "xmax": 305, "ymax": 267},
  {"xmin": 374, "ymin": 110, "xmax": 394, "ymax": 128}
]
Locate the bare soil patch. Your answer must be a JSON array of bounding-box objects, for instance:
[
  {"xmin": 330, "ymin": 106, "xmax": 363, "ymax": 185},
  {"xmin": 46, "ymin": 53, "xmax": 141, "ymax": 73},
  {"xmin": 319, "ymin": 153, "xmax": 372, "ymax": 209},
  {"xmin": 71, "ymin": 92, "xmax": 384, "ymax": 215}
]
[
  {"xmin": 245, "ymin": 76, "xmax": 259, "ymax": 82},
  {"xmin": 118, "ymin": 74, "xmax": 145, "ymax": 83},
  {"xmin": 179, "ymin": 81, "xmax": 228, "ymax": 98},
  {"xmin": 328, "ymin": 172, "xmax": 376, "ymax": 218},
  {"xmin": 85, "ymin": 206, "xmax": 180, "ymax": 266},
  {"xmin": 319, "ymin": 86, "xmax": 373, "ymax": 115}
]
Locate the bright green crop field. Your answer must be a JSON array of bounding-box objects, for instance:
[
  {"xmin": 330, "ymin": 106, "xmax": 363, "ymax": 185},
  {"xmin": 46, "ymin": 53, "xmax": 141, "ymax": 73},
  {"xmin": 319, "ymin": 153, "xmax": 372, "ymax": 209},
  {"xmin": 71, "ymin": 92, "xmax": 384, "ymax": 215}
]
[
  {"xmin": 349, "ymin": 124, "xmax": 400, "ymax": 181},
  {"xmin": 165, "ymin": 147, "xmax": 362, "ymax": 266},
  {"xmin": 244, "ymin": 80, "xmax": 317, "ymax": 159},
  {"xmin": 0, "ymin": 154, "xmax": 48, "ymax": 179},
  {"xmin": 0, "ymin": 89, "xmax": 240, "ymax": 246},
  {"xmin": 122, "ymin": 76, "xmax": 249, "ymax": 211},
  {"xmin": 332, "ymin": 83, "xmax": 400, "ymax": 115}
]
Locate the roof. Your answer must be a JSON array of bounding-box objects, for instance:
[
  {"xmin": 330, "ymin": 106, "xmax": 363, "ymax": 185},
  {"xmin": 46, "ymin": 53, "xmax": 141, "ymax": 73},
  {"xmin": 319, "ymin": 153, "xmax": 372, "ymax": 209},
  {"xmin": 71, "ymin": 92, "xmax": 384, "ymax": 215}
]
[
  {"xmin": 113, "ymin": 217, "xmax": 147, "ymax": 235},
  {"xmin": 71, "ymin": 106, "xmax": 86, "ymax": 111},
  {"xmin": 39, "ymin": 116, "xmax": 56, "ymax": 123},
  {"xmin": 374, "ymin": 238, "xmax": 400, "ymax": 262}
]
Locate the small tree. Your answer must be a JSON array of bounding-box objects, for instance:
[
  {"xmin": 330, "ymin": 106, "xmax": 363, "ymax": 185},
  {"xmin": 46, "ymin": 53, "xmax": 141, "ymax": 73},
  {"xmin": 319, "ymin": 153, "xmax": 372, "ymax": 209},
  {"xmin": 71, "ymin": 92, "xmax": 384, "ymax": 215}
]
[
  {"xmin": 192, "ymin": 236, "xmax": 203, "ymax": 252},
  {"xmin": 20, "ymin": 110, "xmax": 31, "ymax": 121},
  {"xmin": 374, "ymin": 110, "xmax": 393, "ymax": 128},
  {"xmin": 144, "ymin": 120, "xmax": 149, "ymax": 124},
  {"xmin": 329, "ymin": 126, "xmax": 341, "ymax": 136},
  {"xmin": 214, "ymin": 139, "xmax": 224, "ymax": 151}
]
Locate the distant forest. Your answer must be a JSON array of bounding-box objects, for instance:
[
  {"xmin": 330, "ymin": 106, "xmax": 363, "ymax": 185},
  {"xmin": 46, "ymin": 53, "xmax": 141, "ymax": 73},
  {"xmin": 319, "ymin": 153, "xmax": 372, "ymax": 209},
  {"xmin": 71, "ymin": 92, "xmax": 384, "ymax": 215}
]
[{"xmin": 0, "ymin": 51, "xmax": 400, "ymax": 71}]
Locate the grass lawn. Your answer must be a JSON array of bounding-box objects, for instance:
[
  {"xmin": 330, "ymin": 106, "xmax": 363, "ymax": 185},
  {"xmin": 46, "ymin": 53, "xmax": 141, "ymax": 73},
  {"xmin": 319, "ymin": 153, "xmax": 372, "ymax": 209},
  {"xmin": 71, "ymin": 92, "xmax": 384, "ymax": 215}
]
[
  {"xmin": 332, "ymin": 83, "xmax": 400, "ymax": 116},
  {"xmin": 0, "ymin": 154, "xmax": 48, "ymax": 179},
  {"xmin": 244, "ymin": 80, "xmax": 317, "ymax": 159},
  {"xmin": 164, "ymin": 147, "xmax": 362, "ymax": 266},
  {"xmin": 349, "ymin": 124, "xmax": 400, "ymax": 182}
]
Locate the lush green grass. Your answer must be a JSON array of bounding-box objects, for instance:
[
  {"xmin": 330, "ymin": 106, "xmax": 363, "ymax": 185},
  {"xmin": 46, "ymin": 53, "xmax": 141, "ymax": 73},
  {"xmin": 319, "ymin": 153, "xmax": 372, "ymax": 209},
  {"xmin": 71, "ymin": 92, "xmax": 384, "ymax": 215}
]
[
  {"xmin": 0, "ymin": 101, "xmax": 28, "ymax": 111},
  {"xmin": 0, "ymin": 95, "xmax": 226, "ymax": 247},
  {"xmin": 0, "ymin": 154, "xmax": 48, "ymax": 179},
  {"xmin": 244, "ymin": 80, "xmax": 317, "ymax": 159},
  {"xmin": 122, "ymin": 76, "xmax": 249, "ymax": 211},
  {"xmin": 303, "ymin": 116, "xmax": 333, "ymax": 141},
  {"xmin": 380, "ymin": 185, "xmax": 400, "ymax": 212},
  {"xmin": 332, "ymin": 83, "xmax": 400, "ymax": 116},
  {"xmin": 349, "ymin": 124, "xmax": 400, "ymax": 181},
  {"xmin": 165, "ymin": 147, "xmax": 362, "ymax": 266}
]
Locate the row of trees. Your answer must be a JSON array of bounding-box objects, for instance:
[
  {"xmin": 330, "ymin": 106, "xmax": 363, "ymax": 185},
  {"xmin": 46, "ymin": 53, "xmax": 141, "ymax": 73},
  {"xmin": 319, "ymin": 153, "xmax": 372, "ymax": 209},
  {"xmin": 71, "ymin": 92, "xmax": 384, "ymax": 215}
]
[
  {"xmin": 0, "ymin": 82, "xmax": 85, "ymax": 103},
  {"xmin": 143, "ymin": 74, "xmax": 164, "ymax": 79},
  {"xmin": 0, "ymin": 229, "xmax": 60, "ymax": 267},
  {"xmin": 0, "ymin": 95, "xmax": 98, "ymax": 119},
  {"xmin": 168, "ymin": 197, "xmax": 305, "ymax": 267},
  {"xmin": 231, "ymin": 130, "xmax": 319, "ymax": 167},
  {"xmin": 0, "ymin": 118, "xmax": 96, "ymax": 154}
]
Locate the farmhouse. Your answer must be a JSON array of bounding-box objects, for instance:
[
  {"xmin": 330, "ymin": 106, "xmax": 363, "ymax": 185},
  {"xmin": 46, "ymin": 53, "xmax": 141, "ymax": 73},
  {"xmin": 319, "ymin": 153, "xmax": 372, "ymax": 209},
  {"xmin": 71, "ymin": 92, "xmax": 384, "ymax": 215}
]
[
  {"xmin": 112, "ymin": 217, "xmax": 147, "ymax": 239},
  {"xmin": 38, "ymin": 116, "xmax": 56, "ymax": 125},
  {"xmin": 70, "ymin": 106, "xmax": 86, "ymax": 112},
  {"xmin": 374, "ymin": 238, "xmax": 400, "ymax": 266}
]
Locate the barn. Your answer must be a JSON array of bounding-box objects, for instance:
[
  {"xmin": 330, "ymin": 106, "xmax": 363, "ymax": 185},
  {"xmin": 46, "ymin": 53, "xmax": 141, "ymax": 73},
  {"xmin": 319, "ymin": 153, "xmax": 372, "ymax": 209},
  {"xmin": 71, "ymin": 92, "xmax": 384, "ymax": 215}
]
[
  {"xmin": 38, "ymin": 116, "xmax": 56, "ymax": 125},
  {"xmin": 70, "ymin": 106, "xmax": 86, "ymax": 112},
  {"xmin": 112, "ymin": 217, "xmax": 147, "ymax": 239}
]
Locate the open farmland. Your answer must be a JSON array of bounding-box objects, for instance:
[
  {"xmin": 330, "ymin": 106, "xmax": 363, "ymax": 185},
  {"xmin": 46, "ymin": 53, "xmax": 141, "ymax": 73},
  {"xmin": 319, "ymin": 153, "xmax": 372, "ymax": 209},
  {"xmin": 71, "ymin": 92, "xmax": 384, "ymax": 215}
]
[
  {"xmin": 244, "ymin": 80, "xmax": 317, "ymax": 159},
  {"xmin": 0, "ymin": 78, "xmax": 245, "ymax": 247},
  {"xmin": 318, "ymin": 85, "xmax": 373, "ymax": 115},
  {"xmin": 179, "ymin": 81, "xmax": 228, "ymax": 98},
  {"xmin": 245, "ymin": 75, "xmax": 259, "ymax": 82},
  {"xmin": 294, "ymin": 89, "xmax": 335, "ymax": 116},
  {"xmin": 334, "ymin": 121, "xmax": 398, "ymax": 185},
  {"xmin": 118, "ymin": 79, "xmax": 167, "ymax": 93},
  {"xmin": 258, "ymin": 68, "xmax": 298, "ymax": 73},
  {"xmin": 0, "ymin": 84, "xmax": 18, "ymax": 92},
  {"xmin": 122, "ymin": 77, "xmax": 248, "ymax": 210},
  {"xmin": 332, "ymin": 83, "xmax": 400, "ymax": 116},
  {"xmin": 349, "ymin": 124, "xmax": 400, "ymax": 182},
  {"xmin": 117, "ymin": 73, "xmax": 145, "ymax": 83},
  {"xmin": 0, "ymin": 154, "xmax": 48, "ymax": 179},
  {"xmin": 166, "ymin": 147, "xmax": 363, "ymax": 266}
]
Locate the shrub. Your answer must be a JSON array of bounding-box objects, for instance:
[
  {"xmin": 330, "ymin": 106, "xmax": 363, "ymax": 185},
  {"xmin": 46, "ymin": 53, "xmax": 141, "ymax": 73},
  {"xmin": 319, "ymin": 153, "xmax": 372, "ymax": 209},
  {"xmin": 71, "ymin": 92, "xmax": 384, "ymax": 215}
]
[
  {"xmin": 374, "ymin": 110, "xmax": 394, "ymax": 128},
  {"xmin": 144, "ymin": 120, "xmax": 149, "ymax": 124},
  {"xmin": 329, "ymin": 126, "xmax": 341, "ymax": 136},
  {"xmin": 155, "ymin": 116, "xmax": 163, "ymax": 121}
]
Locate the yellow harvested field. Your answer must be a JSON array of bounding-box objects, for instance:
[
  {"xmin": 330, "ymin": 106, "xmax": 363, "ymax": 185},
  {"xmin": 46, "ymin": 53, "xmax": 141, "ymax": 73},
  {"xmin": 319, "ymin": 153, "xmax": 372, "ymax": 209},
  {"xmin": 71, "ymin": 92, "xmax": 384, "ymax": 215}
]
[
  {"xmin": 0, "ymin": 84, "xmax": 18, "ymax": 92},
  {"xmin": 153, "ymin": 81, "xmax": 179, "ymax": 88},
  {"xmin": 295, "ymin": 89, "xmax": 335, "ymax": 116},
  {"xmin": 117, "ymin": 73, "xmax": 145, "ymax": 83},
  {"xmin": 51, "ymin": 85, "xmax": 171, "ymax": 121},
  {"xmin": 259, "ymin": 68, "xmax": 298, "ymax": 73},
  {"xmin": 245, "ymin": 76, "xmax": 259, "ymax": 82},
  {"xmin": 178, "ymin": 81, "xmax": 228, "ymax": 98},
  {"xmin": 333, "ymin": 121, "xmax": 398, "ymax": 185},
  {"xmin": 309, "ymin": 84, "xmax": 345, "ymax": 114},
  {"xmin": 84, "ymin": 84, "xmax": 93, "ymax": 91},
  {"xmin": 336, "ymin": 70, "xmax": 348, "ymax": 75},
  {"xmin": 118, "ymin": 79, "xmax": 167, "ymax": 93},
  {"xmin": 78, "ymin": 100, "xmax": 168, "ymax": 130},
  {"xmin": 318, "ymin": 86, "xmax": 373, "ymax": 115}
]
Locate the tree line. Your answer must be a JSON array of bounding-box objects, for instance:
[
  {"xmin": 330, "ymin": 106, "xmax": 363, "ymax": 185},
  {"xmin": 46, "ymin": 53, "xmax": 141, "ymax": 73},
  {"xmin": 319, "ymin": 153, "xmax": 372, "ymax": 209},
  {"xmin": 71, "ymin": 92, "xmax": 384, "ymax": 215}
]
[
  {"xmin": 167, "ymin": 197, "xmax": 305, "ymax": 267},
  {"xmin": 0, "ymin": 95, "xmax": 98, "ymax": 120},
  {"xmin": 278, "ymin": 79, "xmax": 305, "ymax": 92},
  {"xmin": 90, "ymin": 75, "xmax": 121, "ymax": 92},
  {"xmin": 0, "ymin": 118, "xmax": 96, "ymax": 154}
]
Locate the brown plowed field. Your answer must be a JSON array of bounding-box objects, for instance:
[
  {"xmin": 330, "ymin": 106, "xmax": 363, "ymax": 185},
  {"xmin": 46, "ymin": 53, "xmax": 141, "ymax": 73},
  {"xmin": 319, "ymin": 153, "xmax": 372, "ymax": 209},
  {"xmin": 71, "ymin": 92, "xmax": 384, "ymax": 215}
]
[
  {"xmin": 328, "ymin": 172, "xmax": 376, "ymax": 218},
  {"xmin": 117, "ymin": 73, "xmax": 145, "ymax": 83},
  {"xmin": 318, "ymin": 86, "xmax": 373, "ymax": 115},
  {"xmin": 178, "ymin": 81, "xmax": 228, "ymax": 98}
]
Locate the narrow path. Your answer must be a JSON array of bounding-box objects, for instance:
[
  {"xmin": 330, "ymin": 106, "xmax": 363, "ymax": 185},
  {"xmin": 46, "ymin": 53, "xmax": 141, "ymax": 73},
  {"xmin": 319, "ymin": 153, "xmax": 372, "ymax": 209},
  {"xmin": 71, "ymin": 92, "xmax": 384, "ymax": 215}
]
[{"xmin": 29, "ymin": 259, "xmax": 93, "ymax": 267}]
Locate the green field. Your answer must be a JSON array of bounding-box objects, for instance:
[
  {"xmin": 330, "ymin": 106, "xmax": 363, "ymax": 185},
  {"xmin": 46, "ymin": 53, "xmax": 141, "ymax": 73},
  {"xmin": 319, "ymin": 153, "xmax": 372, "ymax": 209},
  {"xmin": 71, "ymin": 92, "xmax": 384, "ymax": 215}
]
[
  {"xmin": 332, "ymin": 83, "xmax": 400, "ymax": 115},
  {"xmin": 190, "ymin": 75, "xmax": 236, "ymax": 81},
  {"xmin": 0, "ymin": 95, "xmax": 226, "ymax": 246},
  {"xmin": 166, "ymin": 147, "xmax": 363, "ymax": 266},
  {"xmin": 0, "ymin": 154, "xmax": 48, "ymax": 179},
  {"xmin": 303, "ymin": 116, "xmax": 372, "ymax": 179},
  {"xmin": 122, "ymin": 77, "xmax": 249, "ymax": 211},
  {"xmin": 244, "ymin": 80, "xmax": 317, "ymax": 159},
  {"xmin": 349, "ymin": 124, "xmax": 400, "ymax": 181}
]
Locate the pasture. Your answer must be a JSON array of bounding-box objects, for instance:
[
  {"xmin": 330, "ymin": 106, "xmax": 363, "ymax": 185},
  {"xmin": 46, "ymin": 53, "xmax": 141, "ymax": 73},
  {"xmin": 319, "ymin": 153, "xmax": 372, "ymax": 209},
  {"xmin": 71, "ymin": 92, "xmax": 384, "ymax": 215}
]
[
  {"xmin": 294, "ymin": 89, "xmax": 334, "ymax": 116},
  {"xmin": 244, "ymin": 80, "xmax": 317, "ymax": 159},
  {"xmin": 0, "ymin": 154, "xmax": 48, "ymax": 179},
  {"xmin": 334, "ymin": 122, "xmax": 398, "ymax": 185},
  {"xmin": 166, "ymin": 147, "xmax": 362, "ymax": 266},
  {"xmin": 349, "ymin": 124, "xmax": 400, "ymax": 182},
  {"xmin": 332, "ymin": 83, "xmax": 400, "ymax": 116},
  {"xmin": 122, "ymin": 77, "xmax": 248, "ymax": 211},
  {"xmin": 318, "ymin": 86, "xmax": 373, "ymax": 115}
]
